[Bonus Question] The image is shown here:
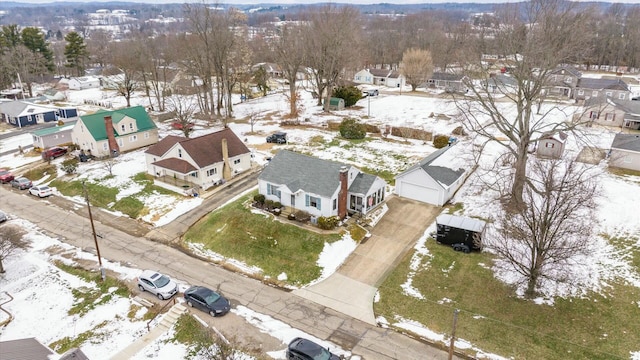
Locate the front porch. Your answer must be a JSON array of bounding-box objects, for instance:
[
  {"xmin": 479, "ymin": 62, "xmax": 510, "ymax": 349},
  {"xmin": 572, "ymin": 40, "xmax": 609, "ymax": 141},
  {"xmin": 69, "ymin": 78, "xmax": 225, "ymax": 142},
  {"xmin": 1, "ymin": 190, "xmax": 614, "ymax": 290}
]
[{"xmin": 153, "ymin": 175, "xmax": 200, "ymax": 196}]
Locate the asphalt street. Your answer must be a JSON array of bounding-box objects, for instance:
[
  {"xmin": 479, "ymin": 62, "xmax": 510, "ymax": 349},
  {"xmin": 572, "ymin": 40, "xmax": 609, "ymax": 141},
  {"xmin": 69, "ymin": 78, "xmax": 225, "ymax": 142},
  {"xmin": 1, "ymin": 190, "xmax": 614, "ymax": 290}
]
[{"xmin": 0, "ymin": 183, "xmax": 460, "ymax": 359}]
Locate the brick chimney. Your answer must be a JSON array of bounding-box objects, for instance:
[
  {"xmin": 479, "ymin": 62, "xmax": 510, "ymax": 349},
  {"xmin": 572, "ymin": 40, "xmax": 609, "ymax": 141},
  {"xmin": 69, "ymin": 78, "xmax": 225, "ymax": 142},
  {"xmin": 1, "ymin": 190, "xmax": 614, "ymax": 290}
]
[
  {"xmin": 338, "ymin": 166, "xmax": 348, "ymax": 219},
  {"xmin": 104, "ymin": 115, "xmax": 119, "ymax": 156},
  {"xmin": 221, "ymin": 138, "xmax": 232, "ymax": 180}
]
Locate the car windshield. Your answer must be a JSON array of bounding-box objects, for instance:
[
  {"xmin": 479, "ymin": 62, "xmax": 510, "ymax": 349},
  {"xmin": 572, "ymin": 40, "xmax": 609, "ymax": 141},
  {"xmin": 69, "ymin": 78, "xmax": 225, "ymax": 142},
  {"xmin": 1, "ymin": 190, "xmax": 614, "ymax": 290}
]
[
  {"xmin": 40, "ymin": 186, "xmax": 50, "ymax": 191},
  {"xmin": 152, "ymin": 275, "xmax": 170, "ymax": 288},
  {"xmin": 0, "ymin": 170, "xmax": 8, "ymax": 175},
  {"xmin": 203, "ymin": 291, "xmax": 221, "ymax": 305}
]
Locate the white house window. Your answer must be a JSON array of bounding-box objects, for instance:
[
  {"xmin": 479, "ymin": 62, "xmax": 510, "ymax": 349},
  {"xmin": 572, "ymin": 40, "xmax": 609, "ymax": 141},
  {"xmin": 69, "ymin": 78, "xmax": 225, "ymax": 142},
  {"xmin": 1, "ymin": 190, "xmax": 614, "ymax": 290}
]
[
  {"xmin": 267, "ymin": 183, "xmax": 281, "ymax": 199},
  {"xmin": 144, "ymin": 132, "xmax": 149, "ymax": 139},
  {"xmin": 121, "ymin": 124, "xmax": 126, "ymax": 132},
  {"xmin": 103, "ymin": 143, "xmax": 108, "ymax": 150},
  {"xmin": 129, "ymin": 123, "xmax": 134, "ymax": 130},
  {"xmin": 589, "ymin": 111, "xmax": 599, "ymax": 119},
  {"xmin": 190, "ymin": 172, "xmax": 198, "ymax": 178},
  {"xmin": 606, "ymin": 91, "xmax": 613, "ymax": 97},
  {"xmin": 333, "ymin": 199, "xmax": 337, "ymax": 210},
  {"xmin": 129, "ymin": 135, "xmax": 137, "ymax": 142},
  {"xmin": 545, "ymin": 143, "xmax": 555, "ymax": 148},
  {"xmin": 233, "ymin": 159, "xmax": 240, "ymax": 165},
  {"xmin": 118, "ymin": 139, "xmax": 124, "ymax": 147},
  {"xmin": 178, "ymin": 149, "xmax": 182, "ymax": 158},
  {"xmin": 619, "ymin": 93, "xmax": 625, "ymax": 100},
  {"xmin": 306, "ymin": 195, "xmax": 321, "ymax": 210},
  {"xmin": 605, "ymin": 113, "xmax": 615, "ymax": 121},
  {"xmin": 207, "ymin": 168, "xmax": 217, "ymax": 176}
]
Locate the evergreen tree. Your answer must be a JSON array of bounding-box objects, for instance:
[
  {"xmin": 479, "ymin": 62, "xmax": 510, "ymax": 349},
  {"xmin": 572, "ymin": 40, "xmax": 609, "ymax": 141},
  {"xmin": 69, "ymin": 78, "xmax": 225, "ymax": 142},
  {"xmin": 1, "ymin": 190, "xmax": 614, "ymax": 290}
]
[
  {"xmin": 64, "ymin": 31, "xmax": 88, "ymax": 76},
  {"xmin": 21, "ymin": 27, "xmax": 54, "ymax": 71}
]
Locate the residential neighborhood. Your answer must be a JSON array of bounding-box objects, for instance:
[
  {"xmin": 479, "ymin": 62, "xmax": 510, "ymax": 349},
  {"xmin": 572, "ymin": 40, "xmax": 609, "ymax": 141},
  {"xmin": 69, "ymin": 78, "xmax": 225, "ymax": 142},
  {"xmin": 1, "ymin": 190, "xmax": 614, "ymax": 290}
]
[{"xmin": 1, "ymin": 1, "xmax": 640, "ymax": 360}]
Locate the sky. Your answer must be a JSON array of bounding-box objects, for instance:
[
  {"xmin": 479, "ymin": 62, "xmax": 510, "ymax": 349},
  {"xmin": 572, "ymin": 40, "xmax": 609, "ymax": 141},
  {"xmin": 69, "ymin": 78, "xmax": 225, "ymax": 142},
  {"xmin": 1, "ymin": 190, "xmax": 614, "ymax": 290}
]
[{"xmin": 1, "ymin": 77, "xmax": 640, "ymax": 358}]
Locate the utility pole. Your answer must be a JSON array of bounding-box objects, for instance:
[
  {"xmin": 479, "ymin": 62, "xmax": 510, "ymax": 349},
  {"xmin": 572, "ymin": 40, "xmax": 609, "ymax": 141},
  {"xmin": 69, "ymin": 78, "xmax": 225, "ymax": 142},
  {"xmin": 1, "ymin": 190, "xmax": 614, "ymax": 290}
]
[
  {"xmin": 367, "ymin": 93, "xmax": 370, "ymax": 117},
  {"xmin": 83, "ymin": 181, "xmax": 105, "ymax": 281},
  {"xmin": 448, "ymin": 309, "xmax": 460, "ymax": 360}
]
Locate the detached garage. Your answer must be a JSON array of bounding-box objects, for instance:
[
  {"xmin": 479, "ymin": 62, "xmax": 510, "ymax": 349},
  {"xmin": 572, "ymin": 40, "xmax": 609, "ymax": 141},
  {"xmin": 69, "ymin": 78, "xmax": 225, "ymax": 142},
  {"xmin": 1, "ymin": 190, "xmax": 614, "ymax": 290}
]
[{"xmin": 394, "ymin": 144, "xmax": 471, "ymax": 206}]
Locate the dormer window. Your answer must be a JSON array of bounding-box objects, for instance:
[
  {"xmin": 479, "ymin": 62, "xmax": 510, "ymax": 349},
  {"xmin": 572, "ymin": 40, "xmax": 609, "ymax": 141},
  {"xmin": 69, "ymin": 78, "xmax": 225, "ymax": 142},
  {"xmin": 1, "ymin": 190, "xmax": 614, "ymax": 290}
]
[
  {"xmin": 129, "ymin": 123, "xmax": 133, "ymax": 130},
  {"xmin": 121, "ymin": 124, "xmax": 125, "ymax": 132},
  {"xmin": 178, "ymin": 149, "xmax": 182, "ymax": 158}
]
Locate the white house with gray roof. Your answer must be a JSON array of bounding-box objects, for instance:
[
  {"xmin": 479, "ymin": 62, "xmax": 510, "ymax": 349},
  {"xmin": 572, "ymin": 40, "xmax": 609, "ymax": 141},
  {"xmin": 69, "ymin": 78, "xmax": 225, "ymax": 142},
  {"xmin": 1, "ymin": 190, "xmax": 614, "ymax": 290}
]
[
  {"xmin": 609, "ymin": 133, "xmax": 640, "ymax": 171},
  {"xmin": 258, "ymin": 150, "xmax": 387, "ymax": 219},
  {"xmin": 394, "ymin": 143, "xmax": 472, "ymax": 206}
]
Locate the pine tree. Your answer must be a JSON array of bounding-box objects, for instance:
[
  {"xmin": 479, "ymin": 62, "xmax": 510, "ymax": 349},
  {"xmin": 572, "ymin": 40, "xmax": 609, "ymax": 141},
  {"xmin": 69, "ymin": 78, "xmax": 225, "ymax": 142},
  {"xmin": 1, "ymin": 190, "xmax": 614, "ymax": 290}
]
[{"xmin": 64, "ymin": 31, "xmax": 88, "ymax": 76}]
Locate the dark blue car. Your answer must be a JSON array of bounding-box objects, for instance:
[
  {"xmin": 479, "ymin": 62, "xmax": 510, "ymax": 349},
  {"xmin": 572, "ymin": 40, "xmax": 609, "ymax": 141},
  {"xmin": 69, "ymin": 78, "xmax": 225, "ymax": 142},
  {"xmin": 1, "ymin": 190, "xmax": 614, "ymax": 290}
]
[{"xmin": 183, "ymin": 286, "xmax": 230, "ymax": 317}]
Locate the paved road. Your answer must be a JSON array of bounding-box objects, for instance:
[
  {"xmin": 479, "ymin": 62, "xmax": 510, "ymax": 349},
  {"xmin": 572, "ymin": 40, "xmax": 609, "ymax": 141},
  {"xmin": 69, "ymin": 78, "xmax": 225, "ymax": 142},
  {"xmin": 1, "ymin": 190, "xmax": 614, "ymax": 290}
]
[{"xmin": 0, "ymin": 185, "xmax": 458, "ymax": 359}]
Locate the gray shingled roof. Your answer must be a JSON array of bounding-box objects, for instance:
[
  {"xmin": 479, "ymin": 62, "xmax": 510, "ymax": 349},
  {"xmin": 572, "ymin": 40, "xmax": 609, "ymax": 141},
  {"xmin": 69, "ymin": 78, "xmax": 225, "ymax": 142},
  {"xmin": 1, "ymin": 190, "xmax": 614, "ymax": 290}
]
[
  {"xmin": 577, "ymin": 78, "xmax": 630, "ymax": 91},
  {"xmin": 349, "ymin": 172, "xmax": 377, "ymax": 195},
  {"xmin": 0, "ymin": 338, "xmax": 54, "ymax": 360},
  {"xmin": 611, "ymin": 133, "xmax": 640, "ymax": 152},
  {"xmin": 259, "ymin": 150, "xmax": 349, "ymax": 198},
  {"xmin": 431, "ymin": 72, "xmax": 464, "ymax": 81},
  {"xmin": 398, "ymin": 146, "xmax": 466, "ymax": 187}
]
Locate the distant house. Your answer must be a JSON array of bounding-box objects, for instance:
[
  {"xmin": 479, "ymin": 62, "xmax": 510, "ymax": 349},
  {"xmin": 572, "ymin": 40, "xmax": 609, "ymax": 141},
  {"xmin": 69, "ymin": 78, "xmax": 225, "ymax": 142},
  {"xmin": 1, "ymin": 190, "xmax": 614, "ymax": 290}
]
[
  {"xmin": 258, "ymin": 150, "xmax": 387, "ymax": 219},
  {"xmin": 425, "ymin": 72, "xmax": 468, "ymax": 93},
  {"xmin": 353, "ymin": 68, "xmax": 405, "ymax": 88},
  {"xmin": 574, "ymin": 77, "xmax": 631, "ymax": 102},
  {"xmin": 71, "ymin": 105, "xmax": 158, "ymax": 157},
  {"xmin": 31, "ymin": 121, "xmax": 77, "ymax": 149},
  {"xmin": 545, "ymin": 65, "xmax": 581, "ymax": 99},
  {"xmin": 251, "ymin": 62, "xmax": 283, "ymax": 78},
  {"xmin": 608, "ymin": 133, "xmax": 640, "ymax": 171},
  {"xmin": 485, "ymin": 74, "xmax": 518, "ymax": 94},
  {"xmin": 145, "ymin": 128, "xmax": 252, "ymax": 192},
  {"xmin": 582, "ymin": 97, "xmax": 640, "ymax": 129},
  {"xmin": 67, "ymin": 76, "xmax": 101, "ymax": 90},
  {"xmin": 536, "ymin": 131, "xmax": 567, "ymax": 159},
  {"xmin": 395, "ymin": 144, "xmax": 471, "ymax": 206},
  {"xmin": 0, "ymin": 100, "xmax": 78, "ymax": 128}
]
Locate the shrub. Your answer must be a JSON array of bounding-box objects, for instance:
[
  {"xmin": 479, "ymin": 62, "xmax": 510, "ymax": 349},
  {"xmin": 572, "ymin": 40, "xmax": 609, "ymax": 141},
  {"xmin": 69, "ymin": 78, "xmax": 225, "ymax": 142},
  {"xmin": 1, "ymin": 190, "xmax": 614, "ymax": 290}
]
[
  {"xmin": 433, "ymin": 134, "xmax": 450, "ymax": 149},
  {"xmin": 452, "ymin": 126, "xmax": 467, "ymax": 136},
  {"xmin": 339, "ymin": 118, "xmax": 366, "ymax": 139},
  {"xmin": 317, "ymin": 216, "xmax": 340, "ymax": 230},
  {"xmin": 332, "ymin": 86, "xmax": 362, "ymax": 107},
  {"xmin": 254, "ymin": 194, "xmax": 265, "ymax": 204},
  {"xmin": 264, "ymin": 199, "xmax": 274, "ymax": 210},
  {"xmin": 294, "ymin": 211, "xmax": 311, "ymax": 222},
  {"xmin": 60, "ymin": 159, "xmax": 79, "ymax": 174},
  {"xmin": 273, "ymin": 201, "xmax": 282, "ymax": 209}
]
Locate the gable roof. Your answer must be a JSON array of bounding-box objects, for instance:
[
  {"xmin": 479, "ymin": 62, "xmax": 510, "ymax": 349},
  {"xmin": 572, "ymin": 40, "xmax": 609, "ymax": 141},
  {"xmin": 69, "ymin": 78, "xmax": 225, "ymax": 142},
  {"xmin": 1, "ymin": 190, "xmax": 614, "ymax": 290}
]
[
  {"xmin": 551, "ymin": 65, "xmax": 582, "ymax": 78},
  {"xmin": 79, "ymin": 106, "xmax": 156, "ymax": 140},
  {"xmin": 611, "ymin": 133, "xmax": 640, "ymax": 152},
  {"xmin": 152, "ymin": 157, "xmax": 197, "ymax": 174},
  {"xmin": 0, "ymin": 338, "xmax": 54, "ymax": 360},
  {"xmin": 577, "ymin": 78, "xmax": 630, "ymax": 91},
  {"xmin": 0, "ymin": 100, "xmax": 55, "ymax": 117},
  {"xmin": 368, "ymin": 68, "xmax": 399, "ymax": 78},
  {"xmin": 431, "ymin": 72, "xmax": 464, "ymax": 81},
  {"xmin": 259, "ymin": 150, "xmax": 350, "ymax": 198},
  {"xmin": 397, "ymin": 145, "xmax": 467, "ymax": 188},
  {"xmin": 146, "ymin": 128, "xmax": 250, "ymax": 168},
  {"xmin": 540, "ymin": 131, "xmax": 568, "ymax": 143}
]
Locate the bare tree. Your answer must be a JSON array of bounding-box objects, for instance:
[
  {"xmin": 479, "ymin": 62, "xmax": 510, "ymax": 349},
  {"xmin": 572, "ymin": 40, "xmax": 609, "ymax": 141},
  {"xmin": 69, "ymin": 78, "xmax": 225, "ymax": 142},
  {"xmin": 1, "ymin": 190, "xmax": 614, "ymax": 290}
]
[
  {"xmin": 86, "ymin": 29, "xmax": 112, "ymax": 68},
  {"xmin": 273, "ymin": 23, "xmax": 307, "ymax": 117},
  {"xmin": 168, "ymin": 95, "xmax": 197, "ymax": 138},
  {"xmin": 0, "ymin": 225, "xmax": 28, "ymax": 273},
  {"xmin": 6, "ymin": 44, "xmax": 48, "ymax": 98},
  {"xmin": 454, "ymin": 0, "xmax": 594, "ymax": 207},
  {"xmin": 108, "ymin": 41, "xmax": 143, "ymax": 108},
  {"xmin": 303, "ymin": 5, "xmax": 363, "ymax": 110},
  {"xmin": 103, "ymin": 158, "xmax": 116, "ymax": 174},
  {"xmin": 400, "ymin": 48, "xmax": 434, "ymax": 91},
  {"xmin": 490, "ymin": 158, "xmax": 598, "ymax": 298}
]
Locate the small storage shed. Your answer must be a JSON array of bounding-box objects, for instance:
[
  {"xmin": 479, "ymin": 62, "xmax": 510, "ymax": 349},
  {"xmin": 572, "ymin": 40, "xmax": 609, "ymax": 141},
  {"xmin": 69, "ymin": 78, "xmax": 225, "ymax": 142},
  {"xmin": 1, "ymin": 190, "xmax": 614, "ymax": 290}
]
[
  {"xmin": 435, "ymin": 214, "xmax": 486, "ymax": 252},
  {"xmin": 328, "ymin": 97, "xmax": 345, "ymax": 110}
]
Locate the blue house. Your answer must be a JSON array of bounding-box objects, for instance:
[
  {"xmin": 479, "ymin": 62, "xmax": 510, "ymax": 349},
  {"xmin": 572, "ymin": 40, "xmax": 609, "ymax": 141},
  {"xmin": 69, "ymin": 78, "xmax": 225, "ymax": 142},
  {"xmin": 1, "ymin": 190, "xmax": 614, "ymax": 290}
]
[{"xmin": 0, "ymin": 100, "xmax": 78, "ymax": 128}]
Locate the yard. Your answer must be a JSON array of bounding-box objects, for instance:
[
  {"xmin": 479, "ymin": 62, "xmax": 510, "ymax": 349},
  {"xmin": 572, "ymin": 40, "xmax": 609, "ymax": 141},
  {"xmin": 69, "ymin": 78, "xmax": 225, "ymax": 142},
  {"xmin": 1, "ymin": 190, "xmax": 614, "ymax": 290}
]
[{"xmin": 182, "ymin": 192, "xmax": 350, "ymax": 287}]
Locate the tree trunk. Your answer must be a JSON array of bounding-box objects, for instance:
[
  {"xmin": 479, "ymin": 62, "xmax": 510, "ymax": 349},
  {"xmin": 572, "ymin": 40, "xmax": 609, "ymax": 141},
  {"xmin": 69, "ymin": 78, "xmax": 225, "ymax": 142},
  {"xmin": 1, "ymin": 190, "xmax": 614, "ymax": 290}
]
[
  {"xmin": 0, "ymin": 258, "xmax": 4, "ymax": 273},
  {"xmin": 289, "ymin": 81, "xmax": 298, "ymax": 117}
]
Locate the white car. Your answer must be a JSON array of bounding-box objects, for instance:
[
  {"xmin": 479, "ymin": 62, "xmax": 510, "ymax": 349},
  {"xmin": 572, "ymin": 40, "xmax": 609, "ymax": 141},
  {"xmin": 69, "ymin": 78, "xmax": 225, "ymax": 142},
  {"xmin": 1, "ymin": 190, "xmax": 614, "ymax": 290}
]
[
  {"xmin": 29, "ymin": 185, "xmax": 53, "ymax": 198},
  {"xmin": 0, "ymin": 210, "xmax": 7, "ymax": 223},
  {"xmin": 137, "ymin": 270, "xmax": 178, "ymax": 300}
]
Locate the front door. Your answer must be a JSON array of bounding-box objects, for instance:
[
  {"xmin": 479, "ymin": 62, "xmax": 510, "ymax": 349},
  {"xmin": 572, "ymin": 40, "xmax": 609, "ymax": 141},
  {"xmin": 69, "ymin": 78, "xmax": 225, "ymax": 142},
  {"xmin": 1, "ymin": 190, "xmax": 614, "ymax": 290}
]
[{"xmin": 291, "ymin": 194, "xmax": 295, "ymax": 208}]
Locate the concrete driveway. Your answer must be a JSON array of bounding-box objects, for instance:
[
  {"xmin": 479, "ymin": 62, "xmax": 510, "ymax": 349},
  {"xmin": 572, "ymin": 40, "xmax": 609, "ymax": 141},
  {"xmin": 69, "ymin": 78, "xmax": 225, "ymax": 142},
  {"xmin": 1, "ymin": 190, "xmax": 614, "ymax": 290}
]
[{"xmin": 294, "ymin": 196, "xmax": 442, "ymax": 324}]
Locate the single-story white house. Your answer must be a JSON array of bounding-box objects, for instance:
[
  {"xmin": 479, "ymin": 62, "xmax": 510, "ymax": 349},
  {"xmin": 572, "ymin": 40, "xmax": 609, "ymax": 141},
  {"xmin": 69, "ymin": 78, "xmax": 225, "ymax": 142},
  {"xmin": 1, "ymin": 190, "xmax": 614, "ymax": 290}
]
[
  {"xmin": 258, "ymin": 150, "xmax": 387, "ymax": 219},
  {"xmin": 395, "ymin": 143, "xmax": 472, "ymax": 206},
  {"xmin": 67, "ymin": 76, "xmax": 101, "ymax": 90},
  {"xmin": 353, "ymin": 68, "xmax": 405, "ymax": 88}
]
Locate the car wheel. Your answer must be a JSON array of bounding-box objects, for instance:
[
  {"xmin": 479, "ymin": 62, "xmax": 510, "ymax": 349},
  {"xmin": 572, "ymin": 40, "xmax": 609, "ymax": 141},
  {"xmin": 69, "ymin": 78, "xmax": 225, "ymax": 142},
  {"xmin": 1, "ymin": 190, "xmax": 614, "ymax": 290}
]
[
  {"xmin": 157, "ymin": 293, "xmax": 165, "ymax": 300},
  {"xmin": 209, "ymin": 310, "xmax": 216, "ymax": 317},
  {"xmin": 453, "ymin": 245, "xmax": 460, "ymax": 252},
  {"xmin": 138, "ymin": 285, "xmax": 145, "ymax": 292},
  {"xmin": 38, "ymin": 194, "xmax": 43, "ymax": 198},
  {"xmin": 187, "ymin": 301, "xmax": 193, "ymax": 307}
]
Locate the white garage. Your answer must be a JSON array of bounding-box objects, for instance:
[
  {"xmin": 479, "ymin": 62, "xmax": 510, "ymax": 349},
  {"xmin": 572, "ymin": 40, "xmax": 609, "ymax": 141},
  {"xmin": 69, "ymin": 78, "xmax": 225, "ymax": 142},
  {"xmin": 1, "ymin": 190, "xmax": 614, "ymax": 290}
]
[{"xmin": 395, "ymin": 144, "xmax": 471, "ymax": 206}]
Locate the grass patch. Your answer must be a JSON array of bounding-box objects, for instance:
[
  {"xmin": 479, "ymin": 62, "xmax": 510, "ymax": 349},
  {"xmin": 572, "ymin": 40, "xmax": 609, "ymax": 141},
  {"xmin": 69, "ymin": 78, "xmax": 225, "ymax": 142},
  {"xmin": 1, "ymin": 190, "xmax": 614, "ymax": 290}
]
[
  {"xmin": 113, "ymin": 196, "xmax": 145, "ymax": 218},
  {"xmin": 54, "ymin": 261, "xmax": 130, "ymax": 316},
  {"xmin": 608, "ymin": 167, "xmax": 640, "ymax": 178},
  {"xmin": 348, "ymin": 223, "xmax": 368, "ymax": 242},
  {"xmin": 375, "ymin": 239, "xmax": 640, "ymax": 359},
  {"xmin": 361, "ymin": 166, "xmax": 396, "ymax": 184},
  {"xmin": 23, "ymin": 164, "xmax": 58, "ymax": 182},
  {"xmin": 132, "ymin": 172, "xmax": 175, "ymax": 196},
  {"xmin": 602, "ymin": 232, "xmax": 640, "ymax": 272},
  {"xmin": 308, "ymin": 135, "xmax": 326, "ymax": 146},
  {"xmin": 49, "ymin": 321, "xmax": 109, "ymax": 353},
  {"xmin": 184, "ymin": 193, "xmax": 341, "ymax": 286},
  {"xmin": 50, "ymin": 180, "xmax": 117, "ymax": 208}
]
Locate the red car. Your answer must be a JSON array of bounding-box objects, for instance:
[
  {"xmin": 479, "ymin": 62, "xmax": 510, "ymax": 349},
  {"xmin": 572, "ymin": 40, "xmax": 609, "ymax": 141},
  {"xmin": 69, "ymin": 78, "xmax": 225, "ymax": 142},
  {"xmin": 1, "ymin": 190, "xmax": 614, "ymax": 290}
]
[
  {"xmin": 0, "ymin": 168, "xmax": 15, "ymax": 184},
  {"xmin": 171, "ymin": 121, "xmax": 194, "ymax": 130},
  {"xmin": 42, "ymin": 147, "xmax": 68, "ymax": 160}
]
